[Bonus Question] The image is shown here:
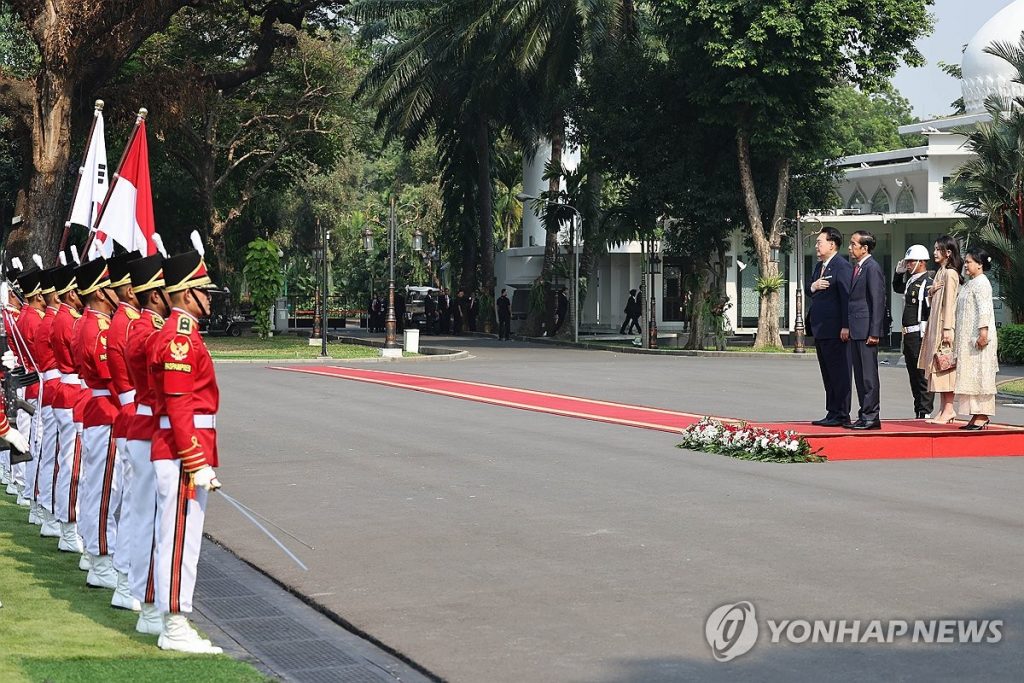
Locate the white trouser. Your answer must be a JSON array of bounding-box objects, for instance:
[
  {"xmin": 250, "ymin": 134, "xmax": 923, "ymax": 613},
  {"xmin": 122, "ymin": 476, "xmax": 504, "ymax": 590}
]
[
  {"xmin": 35, "ymin": 405, "xmax": 59, "ymax": 513},
  {"xmin": 1, "ymin": 447, "xmax": 8, "ymax": 473},
  {"xmin": 79, "ymin": 424, "xmax": 122, "ymax": 557},
  {"xmin": 126, "ymin": 439, "xmax": 158, "ymax": 603},
  {"xmin": 15, "ymin": 404, "xmax": 32, "ymax": 493},
  {"xmin": 154, "ymin": 459, "xmax": 207, "ymax": 614},
  {"xmin": 112, "ymin": 436, "xmax": 132, "ymax": 574},
  {"xmin": 53, "ymin": 409, "xmax": 82, "ymax": 523}
]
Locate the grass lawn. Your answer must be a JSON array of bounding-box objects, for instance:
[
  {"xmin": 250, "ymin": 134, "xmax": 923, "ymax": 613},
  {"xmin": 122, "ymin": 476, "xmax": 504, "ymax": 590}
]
[
  {"xmin": 999, "ymin": 379, "xmax": 1024, "ymax": 395},
  {"xmin": 204, "ymin": 334, "xmax": 383, "ymax": 360},
  {"xmin": 0, "ymin": 496, "xmax": 267, "ymax": 683}
]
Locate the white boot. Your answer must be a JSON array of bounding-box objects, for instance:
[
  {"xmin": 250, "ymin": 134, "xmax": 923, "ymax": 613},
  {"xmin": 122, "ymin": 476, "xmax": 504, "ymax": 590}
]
[
  {"xmin": 39, "ymin": 510, "xmax": 61, "ymax": 537},
  {"xmin": 15, "ymin": 488, "xmax": 30, "ymax": 506},
  {"xmin": 86, "ymin": 554, "xmax": 117, "ymax": 589},
  {"xmin": 78, "ymin": 553, "xmax": 91, "ymax": 572},
  {"xmin": 58, "ymin": 523, "xmax": 85, "ymax": 554},
  {"xmin": 111, "ymin": 571, "xmax": 141, "ymax": 611},
  {"xmin": 28, "ymin": 504, "xmax": 42, "ymax": 525},
  {"xmin": 0, "ymin": 466, "xmax": 10, "ymax": 485},
  {"xmin": 4, "ymin": 481, "xmax": 17, "ymax": 495},
  {"xmin": 136, "ymin": 603, "xmax": 164, "ymax": 635},
  {"xmin": 157, "ymin": 613, "xmax": 223, "ymax": 654}
]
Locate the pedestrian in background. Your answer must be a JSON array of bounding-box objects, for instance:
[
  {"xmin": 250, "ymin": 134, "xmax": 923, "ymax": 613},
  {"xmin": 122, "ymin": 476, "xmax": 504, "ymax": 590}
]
[
  {"xmin": 466, "ymin": 292, "xmax": 479, "ymax": 332},
  {"xmin": 452, "ymin": 289, "xmax": 465, "ymax": 334},
  {"xmin": 954, "ymin": 246, "xmax": 999, "ymax": 430},
  {"xmin": 619, "ymin": 289, "xmax": 641, "ymax": 335},
  {"xmin": 920, "ymin": 235, "xmax": 963, "ymax": 424},
  {"xmin": 497, "ymin": 288, "xmax": 512, "ymax": 340}
]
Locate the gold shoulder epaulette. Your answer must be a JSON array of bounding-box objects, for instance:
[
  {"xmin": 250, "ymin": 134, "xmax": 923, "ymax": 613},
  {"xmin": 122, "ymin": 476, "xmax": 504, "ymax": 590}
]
[
  {"xmin": 153, "ymin": 314, "xmax": 165, "ymax": 329},
  {"xmin": 126, "ymin": 308, "xmax": 141, "ymax": 320},
  {"xmin": 97, "ymin": 317, "xmax": 110, "ymax": 331},
  {"xmin": 176, "ymin": 316, "xmax": 193, "ymax": 335}
]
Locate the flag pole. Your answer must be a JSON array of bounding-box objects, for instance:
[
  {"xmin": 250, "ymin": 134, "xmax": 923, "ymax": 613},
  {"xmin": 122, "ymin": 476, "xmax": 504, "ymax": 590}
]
[
  {"xmin": 81, "ymin": 107, "xmax": 148, "ymax": 259},
  {"xmin": 58, "ymin": 99, "xmax": 104, "ymax": 254}
]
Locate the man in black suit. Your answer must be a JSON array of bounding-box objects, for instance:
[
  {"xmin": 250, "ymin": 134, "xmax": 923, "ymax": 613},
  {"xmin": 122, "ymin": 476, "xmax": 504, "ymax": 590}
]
[
  {"xmin": 438, "ymin": 288, "xmax": 451, "ymax": 334},
  {"xmin": 497, "ymin": 288, "xmax": 512, "ymax": 340},
  {"xmin": 619, "ymin": 289, "xmax": 642, "ymax": 335},
  {"xmin": 842, "ymin": 230, "xmax": 886, "ymax": 430},
  {"xmin": 806, "ymin": 226, "xmax": 853, "ymax": 427},
  {"xmin": 452, "ymin": 289, "xmax": 465, "ymax": 334},
  {"xmin": 466, "ymin": 292, "xmax": 479, "ymax": 331}
]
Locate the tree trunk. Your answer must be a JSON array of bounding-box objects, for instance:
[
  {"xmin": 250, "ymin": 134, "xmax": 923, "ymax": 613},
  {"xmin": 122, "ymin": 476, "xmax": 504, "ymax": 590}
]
[
  {"xmin": 14, "ymin": 70, "xmax": 75, "ymax": 261},
  {"xmin": 474, "ymin": 113, "xmax": 496, "ymax": 328},
  {"xmin": 736, "ymin": 128, "xmax": 789, "ymax": 348},
  {"xmin": 685, "ymin": 269, "xmax": 709, "ymax": 350}
]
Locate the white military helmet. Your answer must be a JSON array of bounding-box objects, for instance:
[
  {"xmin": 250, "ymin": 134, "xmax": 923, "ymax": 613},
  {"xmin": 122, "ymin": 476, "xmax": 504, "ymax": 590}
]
[{"xmin": 904, "ymin": 244, "xmax": 930, "ymax": 261}]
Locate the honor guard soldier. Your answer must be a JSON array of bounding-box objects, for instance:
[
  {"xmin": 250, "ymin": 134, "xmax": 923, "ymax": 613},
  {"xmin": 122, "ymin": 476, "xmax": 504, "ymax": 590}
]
[
  {"xmin": 0, "ymin": 258, "xmax": 22, "ymax": 491},
  {"xmin": 104, "ymin": 251, "xmax": 143, "ymax": 610},
  {"xmin": 73, "ymin": 257, "xmax": 123, "ymax": 591},
  {"xmin": 30, "ymin": 266, "xmax": 64, "ymax": 539},
  {"xmin": 124, "ymin": 251, "xmax": 169, "ymax": 634},
  {"xmin": 14, "ymin": 266, "xmax": 45, "ymax": 516},
  {"xmin": 149, "ymin": 236, "xmax": 222, "ymax": 654},
  {"xmin": 894, "ymin": 244, "xmax": 935, "ymax": 419},
  {"xmin": 50, "ymin": 259, "xmax": 88, "ymax": 557}
]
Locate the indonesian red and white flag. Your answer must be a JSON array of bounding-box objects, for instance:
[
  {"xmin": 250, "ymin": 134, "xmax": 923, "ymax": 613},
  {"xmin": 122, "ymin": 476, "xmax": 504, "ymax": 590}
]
[
  {"xmin": 94, "ymin": 119, "xmax": 157, "ymax": 256},
  {"xmin": 69, "ymin": 109, "xmax": 108, "ymax": 256}
]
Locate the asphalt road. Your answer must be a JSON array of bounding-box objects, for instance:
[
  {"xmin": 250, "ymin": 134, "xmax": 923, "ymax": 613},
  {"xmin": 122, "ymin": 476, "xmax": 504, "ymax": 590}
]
[{"xmin": 204, "ymin": 339, "xmax": 1024, "ymax": 682}]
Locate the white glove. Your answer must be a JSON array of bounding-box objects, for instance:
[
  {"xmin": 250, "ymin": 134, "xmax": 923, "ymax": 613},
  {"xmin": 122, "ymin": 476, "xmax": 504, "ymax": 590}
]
[
  {"xmin": 1, "ymin": 350, "xmax": 17, "ymax": 370},
  {"xmin": 191, "ymin": 465, "xmax": 222, "ymax": 491},
  {"xmin": 1, "ymin": 426, "xmax": 29, "ymax": 454},
  {"xmin": 895, "ymin": 259, "xmax": 906, "ymax": 275}
]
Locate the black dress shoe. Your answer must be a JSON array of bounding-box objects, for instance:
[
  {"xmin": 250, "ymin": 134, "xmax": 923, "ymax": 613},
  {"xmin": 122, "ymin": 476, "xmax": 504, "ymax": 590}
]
[
  {"xmin": 818, "ymin": 418, "xmax": 849, "ymax": 427},
  {"xmin": 842, "ymin": 420, "xmax": 864, "ymax": 429},
  {"xmin": 916, "ymin": 411, "xmax": 928, "ymax": 419},
  {"xmin": 851, "ymin": 420, "xmax": 882, "ymax": 430},
  {"xmin": 811, "ymin": 418, "xmax": 832, "ymax": 426}
]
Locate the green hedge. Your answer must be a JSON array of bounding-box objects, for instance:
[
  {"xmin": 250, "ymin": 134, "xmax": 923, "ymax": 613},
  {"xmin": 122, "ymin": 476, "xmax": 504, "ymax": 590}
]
[{"xmin": 998, "ymin": 324, "xmax": 1024, "ymax": 364}]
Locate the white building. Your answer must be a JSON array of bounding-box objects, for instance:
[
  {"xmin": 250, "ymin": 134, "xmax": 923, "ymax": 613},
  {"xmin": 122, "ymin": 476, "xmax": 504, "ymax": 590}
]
[{"xmin": 495, "ymin": 0, "xmax": 1019, "ymax": 338}]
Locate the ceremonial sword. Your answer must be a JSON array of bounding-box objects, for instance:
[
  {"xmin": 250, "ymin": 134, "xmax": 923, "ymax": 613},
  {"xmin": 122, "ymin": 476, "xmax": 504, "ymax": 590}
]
[{"xmin": 215, "ymin": 489, "xmax": 313, "ymax": 571}]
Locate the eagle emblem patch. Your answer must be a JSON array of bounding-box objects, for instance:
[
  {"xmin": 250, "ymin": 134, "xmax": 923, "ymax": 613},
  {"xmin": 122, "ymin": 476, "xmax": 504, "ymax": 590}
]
[{"xmin": 169, "ymin": 339, "xmax": 190, "ymax": 362}]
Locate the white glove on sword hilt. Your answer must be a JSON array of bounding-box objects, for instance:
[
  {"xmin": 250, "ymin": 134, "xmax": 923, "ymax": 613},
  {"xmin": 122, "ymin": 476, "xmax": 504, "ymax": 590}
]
[
  {"xmin": 192, "ymin": 465, "xmax": 222, "ymax": 491},
  {"xmin": 1, "ymin": 349, "xmax": 18, "ymax": 370},
  {"xmin": 1, "ymin": 426, "xmax": 29, "ymax": 454}
]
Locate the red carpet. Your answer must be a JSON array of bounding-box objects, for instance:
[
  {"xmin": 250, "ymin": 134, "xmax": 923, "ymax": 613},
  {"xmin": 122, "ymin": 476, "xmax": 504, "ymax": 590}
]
[{"xmin": 273, "ymin": 365, "xmax": 1024, "ymax": 461}]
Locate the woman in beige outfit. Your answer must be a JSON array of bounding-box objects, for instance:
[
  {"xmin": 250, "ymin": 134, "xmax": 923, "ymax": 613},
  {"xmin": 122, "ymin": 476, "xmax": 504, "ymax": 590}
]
[
  {"xmin": 954, "ymin": 247, "xmax": 999, "ymax": 429},
  {"xmin": 918, "ymin": 235, "xmax": 963, "ymax": 423}
]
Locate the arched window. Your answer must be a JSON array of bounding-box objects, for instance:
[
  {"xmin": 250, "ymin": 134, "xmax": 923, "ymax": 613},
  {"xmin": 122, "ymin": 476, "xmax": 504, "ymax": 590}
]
[
  {"xmin": 870, "ymin": 186, "xmax": 890, "ymax": 213},
  {"xmin": 895, "ymin": 186, "xmax": 916, "ymax": 213},
  {"xmin": 846, "ymin": 188, "xmax": 868, "ymax": 212}
]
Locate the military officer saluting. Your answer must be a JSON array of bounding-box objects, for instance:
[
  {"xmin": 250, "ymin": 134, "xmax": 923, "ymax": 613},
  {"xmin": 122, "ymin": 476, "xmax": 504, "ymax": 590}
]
[
  {"xmin": 893, "ymin": 244, "xmax": 935, "ymax": 419},
  {"xmin": 148, "ymin": 234, "xmax": 222, "ymax": 654}
]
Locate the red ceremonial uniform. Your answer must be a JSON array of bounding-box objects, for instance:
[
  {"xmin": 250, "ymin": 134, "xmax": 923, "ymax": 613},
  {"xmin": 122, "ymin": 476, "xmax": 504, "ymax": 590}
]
[
  {"xmin": 107, "ymin": 302, "xmax": 139, "ymax": 438},
  {"xmin": 125, "ymin": 309, "xmax": 164, "ymax": 441},
  {"xmin": 14, "ymin": 305, "xmax": 42, "ymax": 399},
  {"xmin": 75, "ymin": 309, "xmax": 119, "ymax": 428},
  {"xmin": 51, "ymin": 303, "xmax": 84, "ymax": 411},
  {"xmin": 35, "ymin": 306, "xmax": 60, "ymax": 406},
  {"xmin": 149, "ymin": 309, "xmax": 219, "ymax": 469}
]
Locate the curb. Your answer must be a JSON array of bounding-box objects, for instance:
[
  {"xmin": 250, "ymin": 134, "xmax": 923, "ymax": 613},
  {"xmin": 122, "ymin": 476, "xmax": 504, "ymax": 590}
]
[{"xmin": 514, "ymin": 334, "xmax": 836, "ymax": 360}]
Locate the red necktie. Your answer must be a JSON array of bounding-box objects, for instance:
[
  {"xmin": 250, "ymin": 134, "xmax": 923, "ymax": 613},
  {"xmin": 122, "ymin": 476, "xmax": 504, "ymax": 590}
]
[{"xmin": 853, "ymin": 265, "xmax": 861, "ymax": 281}]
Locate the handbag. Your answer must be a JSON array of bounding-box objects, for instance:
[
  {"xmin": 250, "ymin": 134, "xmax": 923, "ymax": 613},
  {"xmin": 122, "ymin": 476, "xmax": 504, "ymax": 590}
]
[{"xmin": 934, "ymin": 343, "xmax": 956, "ymax": 372}]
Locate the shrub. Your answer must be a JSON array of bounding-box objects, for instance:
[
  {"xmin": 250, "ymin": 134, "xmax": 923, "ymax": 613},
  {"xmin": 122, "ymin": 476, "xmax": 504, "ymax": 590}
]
[
  {"xmin": 998, "ymin": 324, "xmax": 1024, "ymax": 364},
  {"xmin": 243, "ymin": 239, "xmax": 283, "ymax": 338}
]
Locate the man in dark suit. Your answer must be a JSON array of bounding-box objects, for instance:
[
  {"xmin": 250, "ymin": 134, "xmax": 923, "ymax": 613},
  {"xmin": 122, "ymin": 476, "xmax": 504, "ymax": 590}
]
[
  {"xmin": 842, "ymin": 230, "xmax": 886, "ymax": 430},
  {"xmin": 497, "ymin": 288, "xmax": 512, "ymax": 340},
  {"xmin": 619, "ymin": 289, "xmax": 642, "ymax": 335},
  {"xmin": 438, "ymin": 288, "xmax": 451, "ymax": 334},
  {"xmin": 806, "ymin": 226, "xmax": 853, "ymax": 426},
  {"xmin": 466, "ymin": 292, "xmax": 479, "ymax": 331}
]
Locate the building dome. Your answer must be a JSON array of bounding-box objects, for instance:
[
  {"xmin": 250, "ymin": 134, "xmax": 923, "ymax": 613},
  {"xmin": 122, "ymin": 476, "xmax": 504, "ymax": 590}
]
[{"xmin": 962, "ymin": 1, "xmax": 1024, "ymax": 113}]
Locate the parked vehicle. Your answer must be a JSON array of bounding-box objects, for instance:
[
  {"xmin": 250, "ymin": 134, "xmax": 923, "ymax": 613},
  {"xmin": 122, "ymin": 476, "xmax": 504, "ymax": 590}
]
[
  {"xmin": 405, "ymin": 285, "xmax": 441, "ymax": 331},
  {"xmin": 198, "ymin": 288, "xmax": 255, "ymax": 337}
]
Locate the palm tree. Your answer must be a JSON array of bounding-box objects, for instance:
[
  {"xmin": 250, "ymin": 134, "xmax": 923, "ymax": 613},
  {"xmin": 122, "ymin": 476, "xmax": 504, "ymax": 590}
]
[{"xmin": 943, "ymin": 34, "xmax": 1024, "ymax": 323}]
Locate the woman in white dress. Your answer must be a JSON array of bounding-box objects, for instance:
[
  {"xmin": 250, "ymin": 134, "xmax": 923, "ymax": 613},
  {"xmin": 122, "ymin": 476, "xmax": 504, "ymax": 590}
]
[{"xmin": 954, "ymin": 246, "xmax": 999, "ymax": 430}]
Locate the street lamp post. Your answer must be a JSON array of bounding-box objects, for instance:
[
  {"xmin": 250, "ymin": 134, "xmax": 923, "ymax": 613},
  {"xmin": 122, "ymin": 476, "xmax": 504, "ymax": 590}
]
[
  {"xmin": 363, "ymin": 198, "xmax": 423, "ymax": 357},
  {"xmin": 793, "ymin": 211, "xmax": 806, "ymax": 354},
  {"xmin": 317, "ymin": 218, "xmax": 329, "ymax": 357},
  {"xmin": 647, "ymin": 238, "xmax": 661, "ymax": 349},
  {"xmin": 516, "ymin": 192, "xmax": 583, "ymax": 343}
]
